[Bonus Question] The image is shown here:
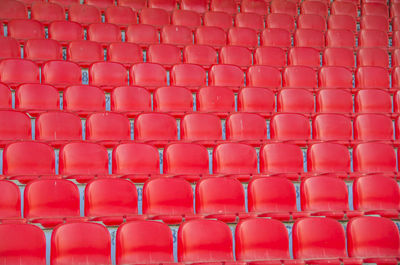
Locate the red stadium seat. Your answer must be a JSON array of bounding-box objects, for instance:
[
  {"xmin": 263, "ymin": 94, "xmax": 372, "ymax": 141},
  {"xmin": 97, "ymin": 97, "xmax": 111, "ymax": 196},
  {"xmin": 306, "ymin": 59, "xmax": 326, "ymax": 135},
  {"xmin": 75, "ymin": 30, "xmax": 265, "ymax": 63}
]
[
  {"xmin": 241, "ymin": 0, "xmax": 268, "ymax": 15},
  {"xmin": 90, "ymin": 62, "xmax": 127, "ymax": 91},
  {"xmin": 254, "ymin": 47, "xmax": 286, "ymax": 68},
  {"xmin": 301, "ymin": 0, "xmax": 328, "ymax": 17},
  {"xmin": 24, "ymin": 179, "xmax": 80, "ymax": 228},
  {"xmin": 0, "ymin": 1, "xmax": 27, "ymax": 22},
  {"xmin": 347, "ymin": 217, "xmax": 400, "ymax": 264},
  {"xmin": 111, "ymin": 86, "xmax": 151, "ymax": 116},
  {"xmin": 331, "ymin": 1, "xmax": 357, "ymax": 17},
  {"xmin": 270, "ymin": 0, "xmax": 297, "ymax": 17},
  {"xmin": 86, "ymin": 0, "xmax": 114, "ymax": 11},
  {"xmin": 357, "ymin": 48, "xmax": 389, "ymax": 68},
  {"xmin": 266, "ymin": 13, "xmax": 295, "ymax": 33},
  {"xmin": 196, "ymin": 86, "xmax": 235, "ymax": 116},
  {"xmin": 24, "ymin": 39, "xmax": 62, "ymax": 64},
  {"xmin": 235, "ymin": 13, "xmax": 264, "ymax": 32},
  {"xmin": 316, "ymin": 89, "xmax": 353, "ymax": 114},
  {"xmin": 112, "ymin": 143, "xmax": 160, "ymax": 182},
  {"xmin": 87, "ymin": 23, "xmax": 122, "ymax": 46},
  {"xmin": 139, "ymin": 8, "xmax": 170, "ymax": 29},
  {"xmin": 392, "ymin": 66, "xmax": 400, "ymax": 90},
  {"xmin": 277, "ymin": 88, "xmax": 314, "ymax": 114},
  {"xmin": 51, "ymin": 222, "xmax": 111, "ymax": 265},
  {"xmin": 142, "ymin": 178, "xmax": 194, "ymax": 224},
  {"xmin": 108, "ymin": 43, "xmax": 143, "ymax": 67},
  {"xmin": 355, "ymin": 66, "xmax": 390, "ymax": 90},
  {"xmin": 220, "ymin": 46, "xmax": 252, "ymax": 70},
  {"xmin": 105, "ymin": 6, "xmax": 138, "ymax": 28},
  {"xmin": 0, "ymin": 84, "xmax": 11, "ymax": 109},
  {"xmin": 318, "ymin": 66, "xmax": 353, "ymax": 89},
  {"xmin": 180, "ymin": 0, "xmax": 207, "ymax": 13},
  {"xmin": 183, "ymin": 45, "xmax": 218, "ymax": 69},
  {"xmin": 360, "ymin": 15, "xmax": 389, "ymax": 32},
  {"xmin": 353, "ymin": 175, "xmax": 400, "ymax": 218},
  {"xmin": 210, "ymin": 0, "xmax": 237, "ymax": 15},
  {"xmin": 353, "ymin": 142, "xmax": 397, "ymax": 174},
  {"xmin": 204, "ymin": 11, "xmax": 233, "ymax": 32},
  {"xmin": 393, "ymin": 16, "xmax": 400, "ymax": 32},
  {"xmin": 161, "ymin": 25, "xmax": 193, "ymax": 47},
  {"xmin": 85, "ymin": 178, "xmax": 138, "ymax": 225},
  {"xmin": 226, "ymin": 113, "xmax": 267, "ymax": 144},
  {"xmin": 15, "ymin": 84, "xmax": 59, "ymax": 115},
  {"xmin": 42, "ymin": 60, "xmax": 82, "ymax": 90},
  {"xmin": 0, "ymin": 59, "xmax": 39, "ymax": 88},
  {"xmin": 130, "ymin": 62, "xmax": 167, "ymax": 91},
  {"xmin": 392, "ymin": 49, "xmax": 400, "ymax": 68},
  {"xmin": 178, "ymin": 219, "xmax": 234, "ymax": 262},
  {"xmin": 328, "ymin": 15, "xmax": 357, "ymax": 32},
  {"xmin": 362, "ymin": 3, "xmax": 388, "ymax": 16},
  {"xmin": 180, "ymin": 113, "xmax": 223, "ymax": 146},
  {"xmin": 283, "ymin": 66, "xmax": 317, "ymax": 90},
  {"xmin": 247, "ymin": 65, "xmax": 282, "ymax": 90},
  {"xmin": 171, "ymin": 10, "xmax": 201, "ymax": 30},
  {"xmin": 355, "ymin": 89, "xmax": 392, "ymax": 114},
  {"xmin": 312, "ymin": 114, "xmax": 352, "ymax": 143},
  {"xmin": 59, "ymin": 142, "xmax": 109, "ymax": 182},
  {"xmin": 170, "ymin": 64, "xmax": 206, "ymax": 91},
  {"xmin": 297, "ymin": 14, "xmax": 326, "ymax": 32},
  {"xmin": 270, "ymin": 113, "xmax": 311, "ymax": 144},
  {"xmin": 261, "ymin": 28, "xmax": 291, "ymax": 49},
  {"xmin": 0, "ymin": 223, "xmax": 46, "ymax": 265},
  {"xmin": 209, "ymin": 64, "xmax": 244, "ymax": 91},
  {"xmin": 116, "ymin": 220, "xmax": 174, "ymax": 265},
  {"xmin": 294, "ymin": 29, "xmax": 325, "ymax": 50},
  {"xmin": 31, "ymin": 2, "xmax": 65, "ymax": 25},
  {"xmin": 147, "ymin": 44, "xmax": 182, "ymax": 68},
  {"xmin": 154, "ymin": 86, "xmax": 193, "ymax": 117},
  {"xmin": 288, "ymin": 47, "xmax": 320, "ymax": 69},
  {"xmin": 325, "ymin": 29, "xmax": 356, "ymax": 49},
  {"xmin": 394, "ymin": 90, "xmax": 400, "ymax": 113},
  {"xmin": 69, "ymin": 4, "xmax": 101, "ymax": 26},
  {"xmin": 117, "ymin": 0, "xmax": 146, "ymax": 11},
  {"xmin": 392, "ymin": 3, "xmax": 400, "ymax": 18},
  {"xmin": 86, "ymin": 112, "xmax": 131, "ymax": 146},
  {"xmin": 63, "ymin": 85, "xmax": 105, "ymax": 117},
  {"xmin": 0, "ymin": 180, "xmax": 21, "ymax": 220},
  {"xmin": 323, "ymin": 48, "xmax": 354, "ymax": 69},
  {"xmin": 134, "ymin": 113, "xmax": 177, "ymax": 145},
  {"xmin": 353, "ymin": 114, "xmax": 394, "ymax": 142},
  {"xmin": 228, "ymin": 27, "xmax": 258, "ymax": 49},
  {"xmin": 148, "ymin": 0, "xmax": 176, "ymax": 12},
  {"xmin": 307, "ymin": 142, "xmax": 351, "ymax": 176},
  {"xmin": 68, "ymin": 40, "xmax": 103, "ymax": 67},
  {"xmin": 359, "ymin": 29, "xmax": 388, "ymax": 49},
  {"xmin": 48, "ymin": 21, "xmax": 84, "ymax": 45},
  {"xmin": 49, "ymin": 0, "xmax": 79, "ymax": 8},
  {"xmin": 237, "ymin": 87, "xmax": 275, "ymax": 117},
  {"xmin": 0, "ymin": 37, "xmax": 20, "ymax": 60},
  {"xmin": 126, "ymin": 24, "xmax": 158, "ymax": 48},
  {"xmin": 195, "ymin": 177, "xmax": 247, "ymax": 222},
  {"xmin": 195, "ymin": 26, "xmax": 227, "ymax": 48},
  {"xmin": 0, "ymin": 110, "xmax": 31, "ymax": 145}
]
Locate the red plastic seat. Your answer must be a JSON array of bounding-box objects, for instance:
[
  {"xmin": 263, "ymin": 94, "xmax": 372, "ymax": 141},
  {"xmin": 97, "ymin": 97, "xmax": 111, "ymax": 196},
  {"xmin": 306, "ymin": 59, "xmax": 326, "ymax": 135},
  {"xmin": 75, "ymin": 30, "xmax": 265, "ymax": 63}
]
[
  {"xmin": 68, "ymin": 4, "xmax": 101, "ymax": 26},
  {"xmin": 323, "ymin": 48, "xmax": 355, "ymax": 69},
  {"xmin": 297, "ymin": 14, "xmax": 326, "ymax": 32},
  {"xmin": 24, "ymin": 179, "xmax": 80, "ymax": 228},
  {"xmin": 355, "ymin": 89, "xmax": 392, "ymax": 113},
  {"xmin": 277, "ymin": 88, "xmax": 314, "ymax": 114},
  {"xmin": 196, "ymin": 86, "xmax": 235, "ymax": 117},
  {"xmin": 325, "ymin": 29, "xmax": 356, "ymax": 49},
  {"xmin": 293, "ymin": 218, "xmax": 352, "ymax": 264},
  {"xmin": 210, "ymin": 0, "xmax": 237, "ymax": 15},
  {"xmin": 357, "ymin": 48, "xmax": 389, "ymax": 68},
  {"xmin": 134, "ymin": 113, "xmax": 177, "ymax": 144},
  {"xmin": 392, "ymin": 3, "xmax": 400, "ymax": 18},
  {"xmin": 195, "ymin": 177, "xmax": 246, "ymax": 222},
  {"xmin": 266, "ymin": 13, "xmax": 295, "ymax": 33},
  {"xmin": 139, "ymin": 8, "xmax": 170, "ymax": 29},
  {"xmin": 301, "ymin": 1, "xmax": 328, "ymax": 17},
  {"xmin": 87, "ymin": 23, "xmax": 121, "ymax": 46},
  {"xmin": 149, "ymin": 0, "xmax": 176, "ymax": 12},
  {"xmin": 220, "ymin": 46, "xmax": 251, "ymax": 70},
  {"xmin": 283, "ymin": 66, "xmax": 317, "ymax": 90},
  {"xmin": 63, "ymin": 85, "xmax": 105, "ymax": 117},
  {"xmin": 170, "ymin": 64, "xmax": 206, "ymax": 91},
  {"xmin": 195, "ymin": 26, "xmax": 227, "ymax": 48},
  {"xmin": 318, "ymin": 66, "xmax": 353, "ymax": 89},
  {"xmin": 105, "ymin": 6, "xmax": 138, "ymax": 28},
  {"xmin": 0, "ymin": 1, "xmax": 27, "ymax": 22},
  {"xmin": 108, "ymin": 43, "xmax": 142, "ymax": 67},
  {"xmin": 362, "ymin": 3, "xmax": 388, "ymax": 16},
  {"xmin": 0, "ymin": 84, "xmax": 11, "ymax": 109},
  {"xmin": 247, "ymin": 65, "xmax": 282, "ymax": 90},
  {"xmin": 48, "ymin": 21, "xmax": 84, "ymax": 45},
  {"xmin": 392, "ymin": 49, "xmax": 400, "ymax": 68},
  {"xmin": 154, "ymin": 86, "xmax": 193, "ymax": 117},
  {"xmin": 59, "ymin": 142, "xmax": 109, "ymax": 182},
  {"xmin": 130, "ymin": 63, "xmax": 167, "ymax": 91},
  {"xmin": 213, "ymin": 143, "xmax": 258, "ymax": 176},
  {"xmin": 0, "ymin": 110, "xmax": 31, "ymax": 145},
  {"xmin": 353, "ymin": 142, "xmax": 397, "ymax": 174},
  {"xmin": 178, "ymin": 219, "xmax": 234, "ymax": 262},
  {"xmin": 49, "ymin": 0, "xmax": 79, "ymax": 8},
  {"xmin": 15, "ymin": 84, "xmax": 59, "ymax": 114},
  {"xmin": 85, "ymin": 178, "xmax": 138, "ymax": 225},
  {"xmin": 228, "ymin": 27, "xmax": 258, "ymax": 49},
  {"xmin": 86, "ymin": 112, "xmax": 131, "ymax": 146},
  {"xmin": 112, "ymin": 143, "xmax": 160, "ymax": 182},
  {"xmin": 237, "ymin": 87, "xmax": 275, "ymax": 117},
  {"xmin": 0, "ymin": 37, "xmax": 20, "ymax": 60},
  {"xmin": 161, "ymin": 25, "xmax": 193, "ymax": 47},
  {"xmin": 260, "ymin": 143, "xmax": 304, "ymax": 177},
  {"xmin": 209, "ymin": 64, "xmax": 244, "ymax": 91},
  {"xmin": 204, "ymin": 11, "xmax": 233, "ymax": 32},
  {"xmin": 35, "ymin": 111, "xmax": 82, "ymax": 146},
  {"xmin": 270, "ymin": 0, "xmax": 297, "ymax": 17},
  {"xmin": 142, "ymin": 178, "xmax": 194, "ymax": 224},
  {"xmin": 117, "ymin": 0, "xmax": 146, "ymax": 11},
  {"xmin": 316, "ymin": 89, "xmax": 353, "ymax": 114},
  {"xmin": 116, "ymin": 220, "xmax": 174, "ymax": 265},
  {"xmin": 0, "ymin": 59, "xmax": 39, "ymax": 88},
  {"xmin": 111, "ymin": 86, "xmax": 151, "ymax": 116},
  {"xmin": 393, "ymin": 16, "xmax": 400, "ymax": 32},
  {"xmin": 42, "ymin": 60, "xmax": 82, "ymax": 90},
  {"xmin": 355, "ymin": 66, "xmax": 390, "ymax": 90},
  {"xmin": 312, "ymin": 114, "xmax": 352, "ymax": 143},
  {"xmin": 180, "ymin": 0, "xmax": 207, "ymax": 13},
  {"xmin": 360, "ymin": 15, "xmax": 389, "ymax": 32},
  {"xmin": 328, "ymin": 15, "xmax": 357, "ymax": 32},
  {"xmin": 392, "ymin": 66, "xmax": 400, "ymax": 90},
  {"xmin": 270, "ymin": 113, "xmax": 311, "ymax": 144},
  {"xmin": 288, "ymin": 47, "xmax": 320, "ymax": 69},
  {"xmin": 261, "ymin": 28, "xmax": 291, "ymax": 49},
  {"xmin": 31, "ymin": 2, "xmax": 65, "ymax": 25},
  {"xmin": 354, "ymin": 114, "xmax": 394, "ymax": 141},
  {"xmin": 3, "ymin": 142, "xmax": 55, "ymax": 181},
  {"xmin": 294, "ymin": 29, "xmax": 325, "ymax": 50},
  {"xmin": 347, "ymin": 217, "xmax": 400, "ymax": 264},
  {"xmin": 51, "ymin": 222, "xmax": 111, "ymax": 265},
  {"xmin": 359, "ymin": 29, "xmax": 388, "ymax": 49},
  {"xmin": 331, "ymin": 1, "xmax": 357, "ymax": 17},
  {"xmin": 353, "ymin": 175, "xmax": 400, "ymax": 218},
  {"xmin": 0, "ymin": 180, "xmax": 21, "ymax": 220},
  {"xmin": 171, "ymin": 10, "xmax": 201, "ymax": 31},
  {"xmin": 240, "ymin": 0, "xmax": 267, "ymax": 15},
  {"xmin": 86, "ymin": 0, "xmax": 114, "ymax": 11},
  {"xmin": 0, "ymin": 223, "xmax": 46, "ymax": 265},
  {"xmin": 307, "ymin": 142, "xmax": 351, "ymax": 175},
  {"xmin": 180, "ymin": 113, "xmax": 223, "ymax": 145},
  {"xmin": 126, "ymin": 24, "xmax": 158, "ymax": 48},
  {"xmin": 68, "ymin": 40, "xmax": 103, "ymax": 67},
  {"xmin": 90, "ymin": 62, "xmax": 127, "ymax": 91},
  {"xmin": 147, "ymin": 44, "xmax": 182, "ymax": 68},
  {"xmin": 24, "ymin": 39, "xmax": 62, "ymax": 64},
  {"xmin": 226, "ymin": 113, "xmax": 267, "ymax": 144},
  {"xmin": 235, "ymin": 13, "xmax": 264, "ymax": 32},
  {"xmin": 183, "ymin": 45, "xmax": 218, "ymax": 69},
  {"xmin": 254, "ymin": 47, "xmax": 286, "ymax": 68}
]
